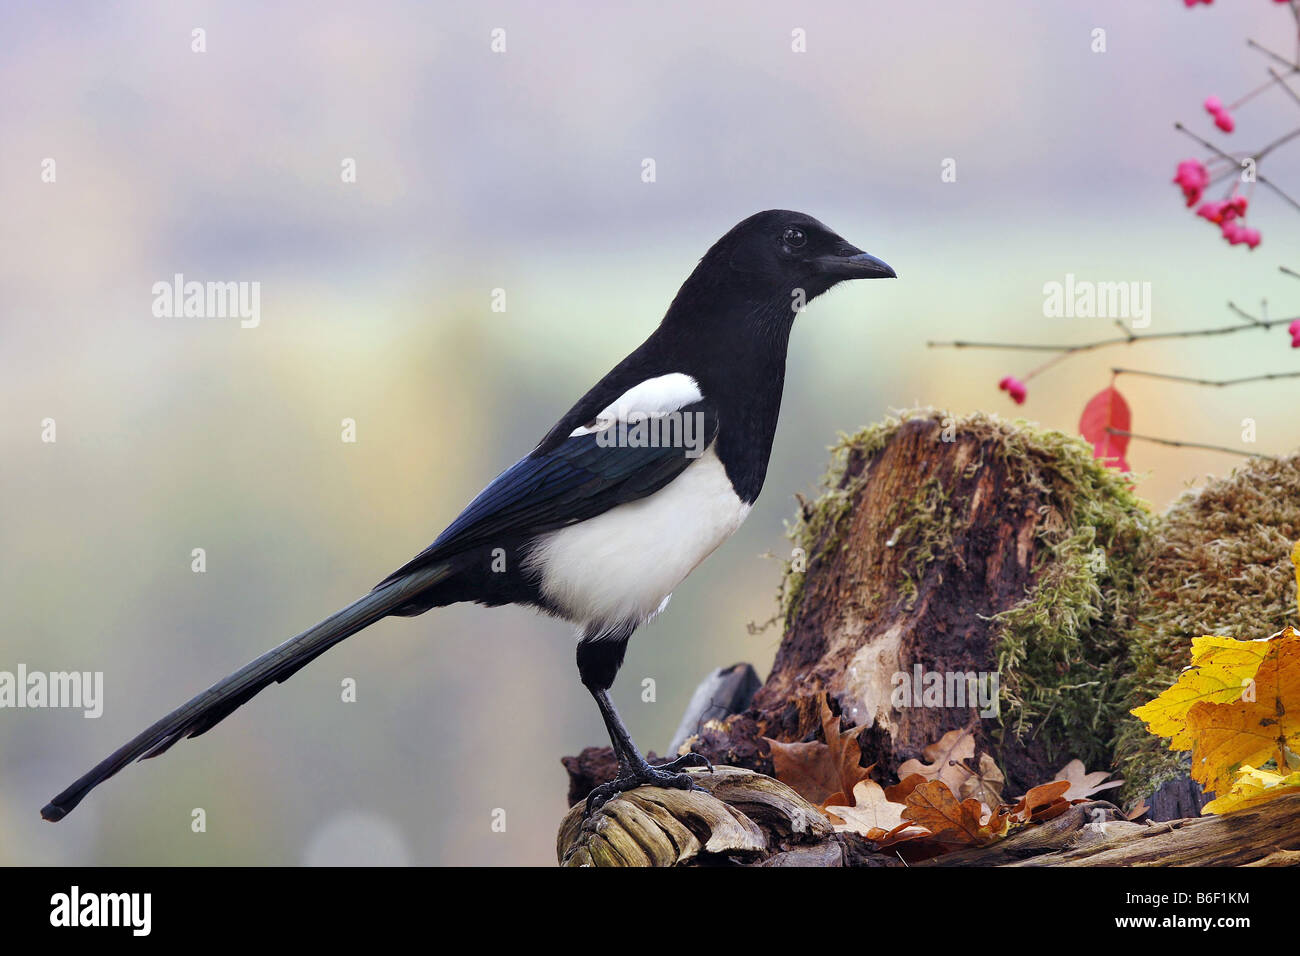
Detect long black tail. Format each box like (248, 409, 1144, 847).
(41, 563, 452, 822)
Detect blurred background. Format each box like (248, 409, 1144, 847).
(3, 1, 1298, 866)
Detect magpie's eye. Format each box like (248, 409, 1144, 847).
(782, 228, 807, 249)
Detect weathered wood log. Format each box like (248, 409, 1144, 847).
(907, 791, 1300, 866)
(556, 767, 839, 867)
(1003, 790, 1300, 867)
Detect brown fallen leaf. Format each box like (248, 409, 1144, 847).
(1052, 759, 1124, 802)
(897, 728, 977, 794)
(884, 772, 928, 804)
(958, 752, 1006, 809)
(901, 780, 1010, 847)
(766, 739, 841, 808)
(1032, 800, 1073, 823)
(868, 819, 933, 849)
(1008, 780, 1071, 823)
(765, 694, 873, 807)
(819, 791, 848, 814)
(1125, 799, 1149, 821)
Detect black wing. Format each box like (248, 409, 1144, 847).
(377, 399, 718, 586)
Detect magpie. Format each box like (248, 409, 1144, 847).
(41, 209, 894, 822)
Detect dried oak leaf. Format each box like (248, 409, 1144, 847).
(884, 773, 928, 803)
(958, 752, 1006, 809)
(871, 819, 935, 850)
(897, 728, 976, 794)
(901, 780, 1010, 847)
(824, 779, 927, 845)
(1008, 780, 1072, 823)
(765, 694, 872, 807)
(1052, 759, 1124, 802)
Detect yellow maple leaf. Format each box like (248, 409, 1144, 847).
(1184, 628, 1300, 795)
(1130, 635, 1272, 748)
(1201, 764, 1300, 815)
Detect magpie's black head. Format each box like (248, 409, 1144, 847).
(663, 210, 894, 337)
(722, 209, 894, 293)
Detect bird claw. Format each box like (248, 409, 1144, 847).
(654, 751, 714, 774)
(583, 756, 711, 817)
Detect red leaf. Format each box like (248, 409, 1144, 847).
(1079, 386, 1131, 471)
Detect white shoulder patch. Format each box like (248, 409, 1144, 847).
(569, 373, 703, 437)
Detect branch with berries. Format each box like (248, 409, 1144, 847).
(1173, 1, 1300, 249)
(932, 2, 1300, 472)
(930, 292, 1297, 462)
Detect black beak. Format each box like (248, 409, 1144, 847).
(813, 248, 896, 279)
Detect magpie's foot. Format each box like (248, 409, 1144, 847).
(654, 751, 714, 775)
(584, 762, 705, 817)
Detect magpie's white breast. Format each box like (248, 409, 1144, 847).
(523, 443, 751, 634)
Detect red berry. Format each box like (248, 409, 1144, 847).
(998, 376, 1028, 405)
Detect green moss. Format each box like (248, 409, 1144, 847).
(886, 476, 958, 610)
(989, 436, 1150, 769)
(779, 416, 906, 629)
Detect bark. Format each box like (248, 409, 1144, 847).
(749, 416, 1049, 783)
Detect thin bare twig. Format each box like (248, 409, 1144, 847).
(1266, 68, 1300, 113)
(1229, 73, 1294, 112)
(1111, 367, 1300, 387)
(927, 314, 1297, 354)
(1247, 38, 1300, 73)
(1106, 428, 1276, 460)
(1227, 301, 1267, 327)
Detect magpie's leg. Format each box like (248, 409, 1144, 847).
(576, 630, 712, 817)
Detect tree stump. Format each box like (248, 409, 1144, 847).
(682, 411, 1149, 794)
